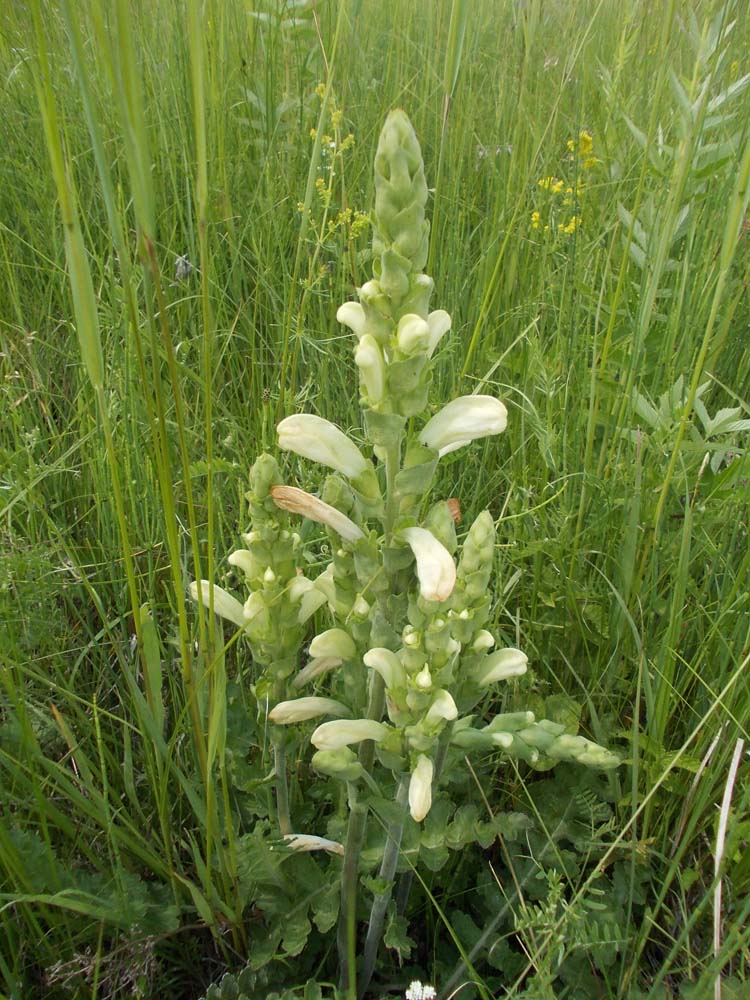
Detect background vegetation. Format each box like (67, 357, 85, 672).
(1, 0, 749, 997)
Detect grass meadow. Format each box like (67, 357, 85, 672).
(1, 0, 750, 997)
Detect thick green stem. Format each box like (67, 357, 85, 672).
(273, 737, 292, 837)
(359, 772, 410, 998)
(271, 678, 292, 836)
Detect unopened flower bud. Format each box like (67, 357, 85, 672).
(263, 567, 276, 584)
(397, 314, 431, 354)
(409, 754, 434, 822)
(311, 747, 366, 781)
(473, 630, 495, 652)
(415, 665, 432, 689)
(352, 595, 371, 617)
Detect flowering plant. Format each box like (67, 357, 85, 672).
(191, 110, 618, 1000)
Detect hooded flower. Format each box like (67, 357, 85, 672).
(282, 834, 344, 856)
(277, 414, 369, 478)
(426, 310, 451, 357)
(476, 647, 528, 686)
(336, 301, 366, 339)
(420, 395, 507, 457)
(188, 580, 247, 629)
(309, 628, 357, 661)
(269, 697, 351, 725)
(311, 718, 390, 751)
(409, 754, 434, 822)
(364, 647, 406, 689)
(270, 485, 364, 542)
(401, 527, 456, 602)
(424, 689, 458, 727)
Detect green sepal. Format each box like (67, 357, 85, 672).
(378, 248, 410, 302)
(396, 382, 431, 417)
(424, 500, 458, 553)
(394, 441, 438, 497)
(382, 544, 414, 574)
(363, 407, 406, 448)
(349, 466, 384, 511)
(398, 273, 434, 320)
(386, 354, 428, 395)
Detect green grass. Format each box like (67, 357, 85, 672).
(1, 0, 750, 997)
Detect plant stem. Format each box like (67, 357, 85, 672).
(337, 672, 386, 999)
(359, 772, 410, 998)
(272, 679, 292, 836)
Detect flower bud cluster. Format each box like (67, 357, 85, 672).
(451, 712, 619, 770)
(336, 111, 449, 419)
(189, 454, 329, 684)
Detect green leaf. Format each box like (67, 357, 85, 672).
(383, 906, 415, 958)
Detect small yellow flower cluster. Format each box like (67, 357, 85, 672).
(297, 85, 371, 289)
(326, 207, 370, 239)
(531, 129, 597, 237)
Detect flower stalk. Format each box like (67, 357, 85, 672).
(189, 108, 618, 998)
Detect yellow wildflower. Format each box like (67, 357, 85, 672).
(315, 82, 326, 99)
(531, 210, 541, 230)
(578, 130, 593, 156)
(560, 215, 581, 235)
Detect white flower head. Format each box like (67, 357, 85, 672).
(420, 395, 508, 457)
(270, 485, 364, 542)
(405, 984, 437, 1000)
(277, 414, 369, 479)
(401, 527, 457, 602)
